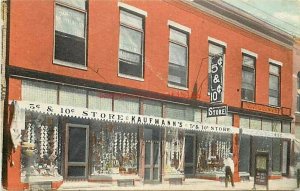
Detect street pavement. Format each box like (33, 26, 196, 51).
(58, 177, 299, 191)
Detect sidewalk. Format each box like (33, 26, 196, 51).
(58, 177, 299, 191)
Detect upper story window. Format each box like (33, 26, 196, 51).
(297, 72, 300, 112)
(208, 40, 225, 95)
(168, 28, 189, 88)
(241, 54, 256, 102)
(118, 9, 145, 79)
(269, 63, 281, 106)
(54, 0, 87, 69)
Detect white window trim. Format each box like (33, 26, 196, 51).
(241, 48, 258, 58)
(208, 37, 227, 47)
(118, 2, 147, 17)
(118, 73, 145, 82)
(53, 2, 87, 68)
(54, 59, 88, 71)
(168, 20, 191, 34)
(269, 58, 283, 66)
(168, 83, 188, 91)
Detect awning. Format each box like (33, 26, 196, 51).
(10, 100, 294, 148)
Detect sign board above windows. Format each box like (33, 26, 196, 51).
(242, 101, 291, 116)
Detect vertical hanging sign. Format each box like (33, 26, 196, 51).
(210, 54, 223, 103)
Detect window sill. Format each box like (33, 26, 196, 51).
(241, 100, 255, 103)
(268, 104, 281, 109)
(168, 83, 188, 91)
(53, 59, 87, 71)
(118, 73, 144, 82)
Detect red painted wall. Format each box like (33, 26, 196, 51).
(8, 0, 292, 109)
(6, 1, 293, 189)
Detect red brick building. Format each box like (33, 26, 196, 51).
(3, 0, 295, 190)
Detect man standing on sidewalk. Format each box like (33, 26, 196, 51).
(224, 153, 234, 188)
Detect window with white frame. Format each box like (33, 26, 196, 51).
(54, 0, 87, 67)
(241, 54, 256, 102)
(269, 63, 280, 106)
(208, 43, 225, 94)
(168, 28, 189, 87)
(118, 10, 144, 78)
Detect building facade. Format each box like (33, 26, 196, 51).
(3, 0, 295, 190)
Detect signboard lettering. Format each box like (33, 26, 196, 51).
(207, 105, 228, 117)
(210, 55, 223, 103)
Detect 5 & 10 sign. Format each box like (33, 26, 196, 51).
(210, 54, 223, 103)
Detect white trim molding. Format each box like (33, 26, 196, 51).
(241, 48, 258, 58)
(168, 20, 191, 34)
(118, 2, 147, 17)
(208, 37, 227, 47)
(269, 58, 283, 66)
(168, 83, 188, 91)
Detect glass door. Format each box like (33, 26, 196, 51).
(281, 140, 290, 176)
(65, 124, 89, 179)
(144, 128, 161, 183)
(184, 134, 196, 177)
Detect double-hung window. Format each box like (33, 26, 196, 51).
(269, 63, 280, 106)
(54, 0, 87, 68)
(168, 28, 189, 88)
(241, 54, 256, 102)
(118, 10, 144, 79)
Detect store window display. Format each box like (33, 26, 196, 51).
(90, 121, 138, 176)
(21, 112, 62, 182)
(196, 133, 232, 173)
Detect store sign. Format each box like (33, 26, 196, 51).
(207, 105, 227, 117)
(16, 101, 239, 134)
(210, 54, 223, 103)
(242, 101, 280, 115)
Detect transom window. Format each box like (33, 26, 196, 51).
(269, 63, 280, 106)
(54, 0, 87, 68)
(241, 54, 256, 102)
(168, 28, 189, 88)
(118, 10, 144, 79)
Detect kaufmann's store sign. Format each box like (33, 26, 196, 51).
(15, 101, 238, 134)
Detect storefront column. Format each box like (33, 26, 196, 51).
(138, 126, 145, 181)
(4, 78, 25, 190)
(232, 114, 240, 182)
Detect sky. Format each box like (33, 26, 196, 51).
(222, 0, 300, 37)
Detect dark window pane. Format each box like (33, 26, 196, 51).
(68, 127, 86, 162)
(145, 142, 151, 165)
(153, 143, 159, 165)
(184, 166, 193, 174)
(168, 64, 187, 87)
(153, 168, 159, 180)
(55, 32, 85, 65)
(144, 168, 151, 180)
(119, 60, 143, 78)
(184, 136, 194, 163)
(68, 166, 85, 177)
(272, 139, 281, 172)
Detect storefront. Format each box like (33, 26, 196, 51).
(7, 80, 294, 189)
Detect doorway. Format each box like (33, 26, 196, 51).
(65, 124, 89, 179)
(184, 134, 196, 177)
(144, 127, 161, 183)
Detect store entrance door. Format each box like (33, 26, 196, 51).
(144, 128, 161, 183)
(184, 134, 196, 177)
(65, 124, 89, 179)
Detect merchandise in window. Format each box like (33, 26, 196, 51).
(269, 64, 280, 106)
(196, 133, 232, 173)
(241, 55, 255, 101)
(21, 112, 62, 181)
(164, 128, 184, 175)
(90, 122, 138, 176)
(168, 29, 188, 87)
(54, 1, 86, 66)
(119, 10, 144, 78)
